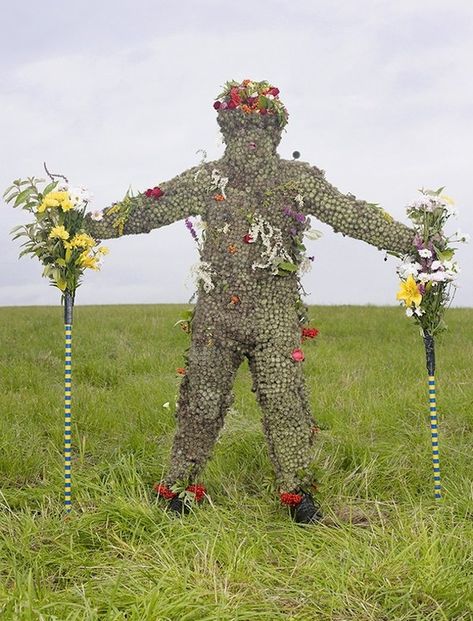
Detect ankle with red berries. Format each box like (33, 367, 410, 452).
(154, 482, 207, 503)
(279, 491, 304, 506)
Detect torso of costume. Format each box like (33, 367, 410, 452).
(192, 158, 305, 348)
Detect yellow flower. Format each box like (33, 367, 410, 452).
(37, 198, 59, 213)
(396, 274, 422, 307)
(60, 198, 74, 212)
(69, 233, 96, 249)
(37, 191, 73, 213)
(440, 194, 455, 205)
(49, 225, 70, 241)
(98, 246, 109, 255)
(78, 252, 100, 270)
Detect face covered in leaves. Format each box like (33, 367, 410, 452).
(217, 110, 284, 170)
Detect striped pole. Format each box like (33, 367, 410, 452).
(428, 375, 441, 499)
(64, 292, 73, 513)
(423, 331, 441, 500)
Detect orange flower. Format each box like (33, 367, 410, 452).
(230, 295, 240, 305)
(242, 79, 251, 86)
(176, 367, 186, 375)
(228, 244, 238, 254)
(214, 194, 225, 202)
(241, 104, 252, 114)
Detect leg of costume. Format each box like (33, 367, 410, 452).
(248, 334, 318, 494)
(163, 331, 246, 487)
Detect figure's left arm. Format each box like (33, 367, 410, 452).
(287, 161, 415, 255)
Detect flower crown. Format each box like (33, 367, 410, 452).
(213, 79, 289, 128)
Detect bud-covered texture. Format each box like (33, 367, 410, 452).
(84, 105, 414, 495)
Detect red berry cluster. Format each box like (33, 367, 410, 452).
(280, 492, 303, 506)
(153, 482, 207, 502)
(301, 327, 319, 341)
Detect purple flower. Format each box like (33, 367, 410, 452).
(413, 234, 424, 250)
(295, 212, 306, 223)
(290, 227, 297, 236)
(283, 205, 293, 216)
(185, 218, 198, 242)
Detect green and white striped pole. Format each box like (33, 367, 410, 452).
(423, 332, 441, 500)
(64, 292, 74, 513)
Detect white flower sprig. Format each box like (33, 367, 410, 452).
(210, 169, 229, 198)
(248, 215, 293, 274)
(190, 260, 216, 293)
(396, 187, 467, 335)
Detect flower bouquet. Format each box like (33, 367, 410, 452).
(395, 187, 468, 499)
(213, 79, 289, 128)
(3, 167, 108, 513)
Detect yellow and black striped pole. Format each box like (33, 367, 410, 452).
(424, 332, 441, 500)
(64, 292, 73, 513)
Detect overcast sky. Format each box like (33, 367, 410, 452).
(1, 0, 472, 307)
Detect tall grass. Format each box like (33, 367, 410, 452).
(0, 305, 472, 620)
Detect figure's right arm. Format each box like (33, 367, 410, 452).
(84, 163, 213, 240)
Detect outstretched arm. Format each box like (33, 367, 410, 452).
(84, 163, 214, 240)
(286, 160, 414, 255)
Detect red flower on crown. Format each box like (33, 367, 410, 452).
(212, 79, 288, 127)
(145, 187, 164, 199)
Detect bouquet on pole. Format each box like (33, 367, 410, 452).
(3, 166, 108, 514)
(395, 187, 468, 500)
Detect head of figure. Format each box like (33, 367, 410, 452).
(214, 79, 288, 163)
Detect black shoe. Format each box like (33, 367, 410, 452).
(289, 490, 323, 524)
(167, 494, 191, 516)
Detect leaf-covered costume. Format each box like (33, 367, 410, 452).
(85, 107, 414, 495)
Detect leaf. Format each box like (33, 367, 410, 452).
(436, 248, 454, 262)
(3, 185, 18, 200)
(41, 181, 59, 196)
(180, 309, 194, 321)
(42, 265, 54, 278)
(258, 95, 269, 109)
(9, 225, 25, 234)
(56, 277, 67, 291)
(14, 187, 35, 207)
(278, 261, 298, 272)
(3, 191, 19, 204)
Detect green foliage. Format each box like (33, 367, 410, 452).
(0, 305, 472, 619)
(104, 187, 137, 236)
(277, 260, 298, 273)
(3, 176, 107, 297)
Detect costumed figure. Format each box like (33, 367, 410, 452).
(85, 79, 414, 523)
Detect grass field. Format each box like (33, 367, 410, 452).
(0, 304, 472, 620)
